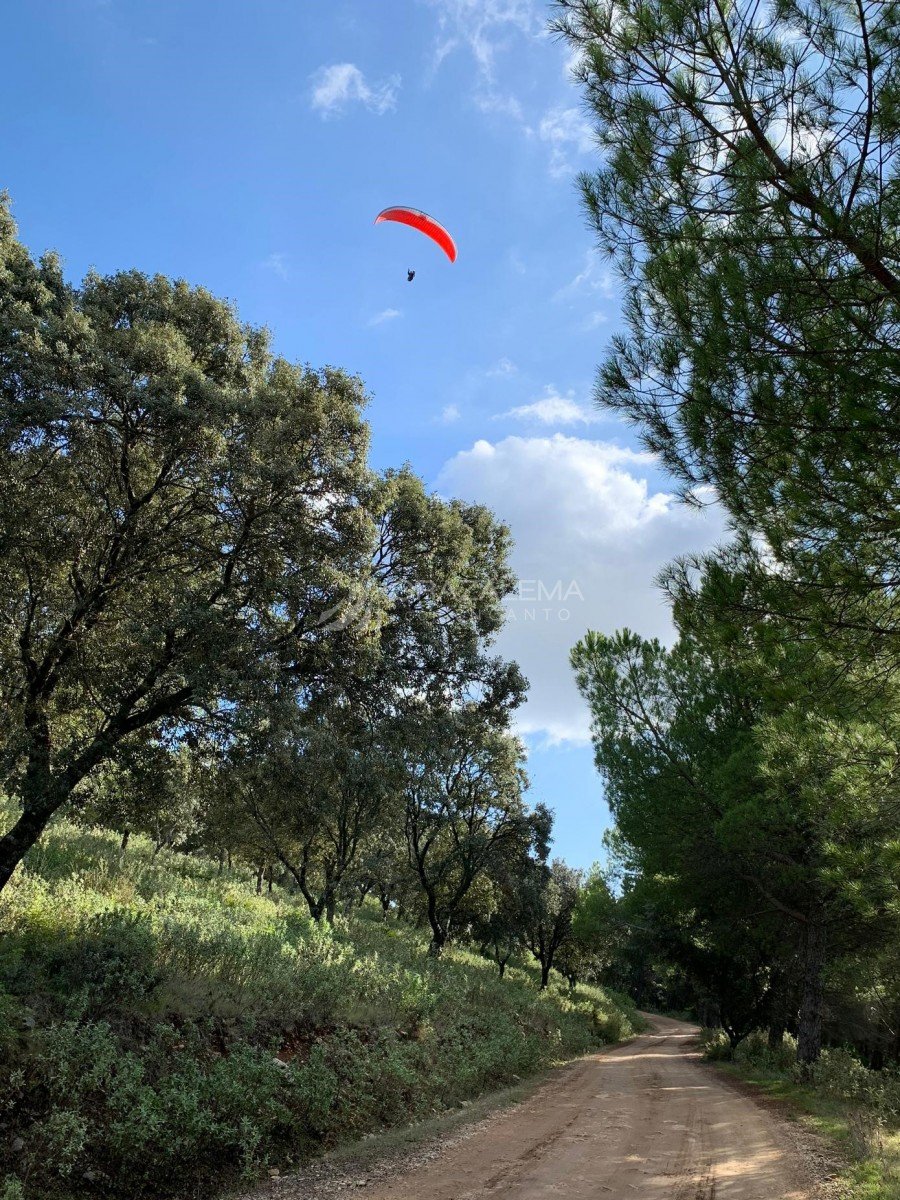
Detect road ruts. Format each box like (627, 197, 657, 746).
(357, 1015, 808, 1200)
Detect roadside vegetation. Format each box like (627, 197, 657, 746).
(700, 1030, 900, 1199)
(553, 0, 900, 1192)
(3, 0, 900, 1196)
(555, 0, 900, 1079)
(0, 810, 640, 1200)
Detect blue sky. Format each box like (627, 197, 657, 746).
(1, 0, 723, 869)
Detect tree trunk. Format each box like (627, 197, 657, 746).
(0, 802, 59, 892)
(498, 959, 506, 978)
(325, 893, 336, 924)
(255, 866, 264, 895)
(768, 1021, 785, 1050)
(424, 890, 447, 955)
(120, 828, 131, 853)
(267, 864, 274, 894)
(540, 962, 551, 989)
(797, 921, 826, 1066)
(428, 927, 447, 957)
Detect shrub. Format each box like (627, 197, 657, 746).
(0, 808, 640, 1199)
(736, 1029, 798, 1073)
(796, 1048, 900, 1119)
(698, 1027, 733, 1060)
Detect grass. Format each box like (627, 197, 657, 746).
(0, 808, 642, 1200)
(702, 1033, 900, 1200)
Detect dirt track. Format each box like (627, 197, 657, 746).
(248, 1015, 822, 1200)
(354, 1015, 809, 1199)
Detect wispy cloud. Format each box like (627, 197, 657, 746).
(487, 356, 518, 377)
(425, 0, 539, 77)
(441, 404, 461, 424)
(474, 90, 524, 119)
(553, 250, 616, 304)
(310, 63, 400, 118)
(581, 310, 608, 331)
(537, 106, 594, 177)
(368, 308, 402, 326)
(423, 0, 539, 116)
(499, 386, 599, 426)
(261, 252, 289, 280)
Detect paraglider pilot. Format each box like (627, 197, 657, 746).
(407, 269, 415, 282)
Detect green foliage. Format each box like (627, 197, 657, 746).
(0, 808, 635, 1199)
(558, 0, 900, 1158)
(799, 1050, 900, 1122)
(572, 621, 900, 1064)
(706, 1036, 900, 1198)
(0, 202, 525, 905)
(555, 0, 900, 653)
(701, 1029, 900, 1120)
(697, 1028, 735, 1062)
(699, 1028, 797, 1072)
(0, 195, 380, 870)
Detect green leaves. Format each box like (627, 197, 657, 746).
(0, 198, 525, 896)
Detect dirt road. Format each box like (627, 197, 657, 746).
(349, 1015, 809, 1199)
(245, 1014, 823, 1200)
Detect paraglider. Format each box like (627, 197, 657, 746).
(375, 207, 457, 280)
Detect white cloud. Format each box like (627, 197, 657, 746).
(260, 252, 289, 280)
(554, 250, 616, 303)
(581, 310, 607, 331)
(475, 90, 524, 119)
(434, 434, 726, 744)
(487, 356, 518, 377)
(424, 0, 539, 78)
(537, 105, 595, 176)
(441, 404, 461, 424)
(368, 308, 402, 326)
(310, 63, 400, 117)
(500, 386, 599, 426)
(423, 0, 539, 117)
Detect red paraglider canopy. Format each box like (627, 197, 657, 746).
(374, 207, 457, 263)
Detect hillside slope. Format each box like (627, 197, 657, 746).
(0, 814, 640, 1200)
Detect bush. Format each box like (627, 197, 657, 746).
(0, 811, 639, 1199)
(796, 1048, 900, 1120)
(699, 1025, 900, 1122)
(698, 1027, 733, 1060)
(736, 1029, 798, 1073)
